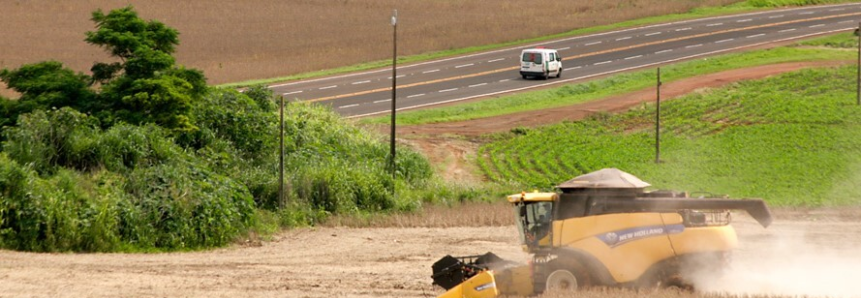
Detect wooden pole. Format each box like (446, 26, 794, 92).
(279, 95, 285, 207)
(656, 67, 662, 164)
(390, 9, 398, 194)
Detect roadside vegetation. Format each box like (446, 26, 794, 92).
(0, 7, 488, 252)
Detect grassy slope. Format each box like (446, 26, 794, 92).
(477, 65, 861, 206)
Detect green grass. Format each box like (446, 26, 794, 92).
(218, 3, 768, 89)
(477, 65, 861, 206)
(362, 46, 854, 126)
(799, 31, 860, 48)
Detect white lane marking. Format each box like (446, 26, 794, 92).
(737, 19, 752, 23)
(809, 24, 825, 28)
(340, 104, 359, 109)
(348, 27, 860, 119)
(799, 11, 814, 15)
(716, 38, 734, 43)
(769, 15, 784, 19)
(455, 63, 474, 68)
(407, 93, 425, 98)
(645, 32, 662, 36)
(282, 91, 302, 95)
(373, 99, 391, 104)
(706, 23, 723, 27)
(571, 66, 582, 70)
(616, 36, 631, 41)
(499, 79, 511, 82)
(656, 49, 673, 54)
(558, 47, 571, 50)
(488, 58, 505, 63)
(422, 69, 440, 74)
(676, 27, 692, 31)
(319, 85, 337, 90)
(779, 28, 796, 33)
(469, 83, 487, 88)
(840, 20, 855, 24)
(686, 44, 703, 48)
(830, 8, 845, 12)
(352, 80, 370, 85)
(387, 75, 406, 79)
(594, 61, 612, 65)
(747, 34, 765, 38)
(624, 55, 642, 60)
(585, 41, 602, 46)
(439, 88, 458, 92)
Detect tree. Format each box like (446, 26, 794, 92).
(85, 6, 206, 131)
(0, 61, 95, 128)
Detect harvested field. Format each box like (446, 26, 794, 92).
(0, 0, 739, 86)
(1, 206, 860, 298)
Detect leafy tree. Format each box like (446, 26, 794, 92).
(0, 61, 95, 128)
(84, 6, 206, 131)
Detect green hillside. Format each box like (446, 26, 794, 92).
(478, 65, 861, 206)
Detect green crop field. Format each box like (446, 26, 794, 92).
(477, 65, 861, 206)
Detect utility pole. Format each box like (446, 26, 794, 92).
(390, 9, 398, 192)
(655, 67, 662, 164)
(279, 95, 285, 207)
(855, 22, 861, 106)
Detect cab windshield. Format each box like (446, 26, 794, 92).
(514, 201, 553, 245)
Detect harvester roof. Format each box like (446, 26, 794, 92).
(556, 168, 651, 189)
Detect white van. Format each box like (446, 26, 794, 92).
(520, 48, 562, 80)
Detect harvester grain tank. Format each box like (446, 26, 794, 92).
(431, 168, 772, 297)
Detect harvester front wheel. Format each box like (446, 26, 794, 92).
(544, 257, 593, 293)
(545, 269, 578, 292)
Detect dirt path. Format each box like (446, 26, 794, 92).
(1, 208, 860, 298)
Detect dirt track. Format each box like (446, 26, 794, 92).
(1, 208, 861, 298)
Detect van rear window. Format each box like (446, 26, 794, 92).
(522, 52, 543, 64)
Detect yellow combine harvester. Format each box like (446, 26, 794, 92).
(431, 168, 772, 297)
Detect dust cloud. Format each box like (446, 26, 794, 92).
(692, 217, 861, 298)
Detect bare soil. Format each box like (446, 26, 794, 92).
(1, 208, 860, 298)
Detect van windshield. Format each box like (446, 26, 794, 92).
(522, 52, 543, 64)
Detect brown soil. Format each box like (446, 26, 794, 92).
(1, 208, 860, 298)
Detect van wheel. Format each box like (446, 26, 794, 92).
(556, 68, 562, 78)
(522, 74, 528, 80)
(542, 71, 549, 80)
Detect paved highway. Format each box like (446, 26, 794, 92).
(269, 3, 861, 118)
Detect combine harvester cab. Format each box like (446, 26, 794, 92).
(431, 168, 772, 297)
